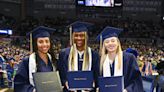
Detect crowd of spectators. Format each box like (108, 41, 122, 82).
(0, 39, 30, 88)
(1, 13, 164, 39)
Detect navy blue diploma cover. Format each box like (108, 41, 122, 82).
(33, 71, 62, 92)
(67, 71, 94, 90)
(98, 76, 124, 92)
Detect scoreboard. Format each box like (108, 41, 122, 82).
(76, 0, 123, 7)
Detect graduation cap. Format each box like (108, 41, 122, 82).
(27, 26, 56, 52)
(125, 48, 138, 58)
(96, 26, 123, 55)
(27, 26, 56, 39)
(68, 21, 94, 45)
(96, 26, 123, 42)
(68, 21, 94, 32)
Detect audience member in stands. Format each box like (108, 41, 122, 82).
(156, 58, 164, 92)
(0, 65, 4, 87)
(142, 58, 153, 76)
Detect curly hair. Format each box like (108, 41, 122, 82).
(32, 37, 57, 69)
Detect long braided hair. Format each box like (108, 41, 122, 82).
(68, 32, 89, 71)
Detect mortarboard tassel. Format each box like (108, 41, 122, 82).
(69, 26, 72, 46)
(99, 34, 102, 56)
(30, 33, 33, 53)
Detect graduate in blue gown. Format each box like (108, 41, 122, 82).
(156, 58, 164, 92)
(14, 26, 57, 92)
(58, 21, 100, 92)
(97, 26, 144, 92)
(125, 48, 138, 58)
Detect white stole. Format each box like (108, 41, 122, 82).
(69, 46, 92, 71)
(103, 52, 123, 77)
(29, 53, 55, 86)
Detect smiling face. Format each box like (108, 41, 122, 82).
(37, 37, 50, 54)
(104, 37, 119, 53)
(73, 32, 86, 50)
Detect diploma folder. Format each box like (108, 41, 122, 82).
(67, 71, 93, 90)
(98, 76, 124, 92)
(33, 71, 62, 92)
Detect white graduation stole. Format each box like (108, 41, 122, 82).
(29, 53, 55, 86)
(103, 52, 123, 77)
(69, 46, 92, 71)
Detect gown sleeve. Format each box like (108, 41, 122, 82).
(58, 49, 68, 86)
(124, 54, 144, 92)
(91, 51, 100, 88)
(14, 58, 34, 92)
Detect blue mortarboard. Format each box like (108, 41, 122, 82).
(96, 26, 123, 41)
(126, 48, 138, 57)
(27, 26, 56, 52)
(28, 26, 56, 39)
(69, 21, 94, 45)
(69, 21, 94, 32)
(96, 26, 123, 55)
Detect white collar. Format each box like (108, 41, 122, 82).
(69, 47, 92, 71)
(103, 52, 123, 77)
(77, 50, 84, 58)
(29, 53, 55, 86)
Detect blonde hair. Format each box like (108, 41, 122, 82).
(68, 32, 89, 71)
(100, 37, 123, 75)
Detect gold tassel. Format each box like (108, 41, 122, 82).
(30, 33, 33, 53)
(69, 26, 72, 46)
(68, 46, 72, 71)
(99, 34, 102, 56)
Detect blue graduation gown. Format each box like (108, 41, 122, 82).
(14, 54, 53, 92)
(58, 47, 100, 92)
(122, 52, 143, 92)
(101, 52, 143, 92)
